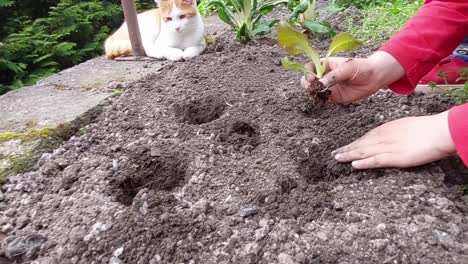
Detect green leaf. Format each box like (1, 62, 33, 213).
(303, 19, 332, 34)
(464, 81, 468, 93)
(288, 1, 309, 22)
(258, 0, 288, 14)
(281, 57, 306, 72)
(236, 23, 250, 43)
(302, 0, 317, 21)
(277, 21, 323, 77)
(211, 1, 236, 28)
(327, 32, 361, 57)
(253, 23, 270, 35)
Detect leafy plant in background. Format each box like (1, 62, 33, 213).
(287, 0, 335, 37)
(211, 0, 288, 43)
(428, 68, 468, 104)
(343, 0, 422, 45)
(197, 0, 217, 16)
(277, 21, 360, 78)
(0, 0, 155, 95)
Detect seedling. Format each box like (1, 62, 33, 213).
(277, 21, 360, 103)
(278, 21, 360, 78)
(278, 21, 360, 79)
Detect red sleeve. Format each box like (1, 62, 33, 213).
(378, 0, 468, 94)
(449, 104, 468, 166)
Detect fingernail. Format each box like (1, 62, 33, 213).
(334, 154, 341, 161)
(351, 161, 361, 169)
(331, 150, 338, 156)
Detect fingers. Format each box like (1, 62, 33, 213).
(351, 153, 399, 169)
(304, 61, 315, 73)
(334, 144, 389, 163)
(301, 76, 310, 89)
(320, 59, 360, 87)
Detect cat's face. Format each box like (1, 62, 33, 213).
(158, 0, 197, 33)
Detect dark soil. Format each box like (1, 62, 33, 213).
(305, 79, 331, 105)
(1, 31, 468, 264)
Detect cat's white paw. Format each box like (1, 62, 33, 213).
(165, 49, 184, 61)
(183, 47, 204, 60)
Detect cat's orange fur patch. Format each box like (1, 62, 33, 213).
(159, 0, 197, 16)
(105, 9, 160, 59)
(104, 0, 196, 59)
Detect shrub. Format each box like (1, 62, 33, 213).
(0, 0, 155, 95)
(211, 0, 288, 43)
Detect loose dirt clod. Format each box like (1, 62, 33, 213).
(306, 78, 331, 104)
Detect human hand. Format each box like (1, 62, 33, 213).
(301, 51, 405, 103)
(332, 111, 456, 169)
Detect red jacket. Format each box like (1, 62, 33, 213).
(379, 0, 468, 166)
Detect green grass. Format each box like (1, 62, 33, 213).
(344, 1, 422, 45)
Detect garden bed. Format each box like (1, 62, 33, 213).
(1, 32, 468, 264)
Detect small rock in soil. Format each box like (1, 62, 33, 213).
(240, 207, 258, 218)
(278, 253, 296, 264)
(1, 224, 13, 233)
(40, 161, 61, 176)
(4, 209, 16, 217)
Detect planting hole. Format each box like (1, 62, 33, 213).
(220, 120, 260, 149)
(174, 96, 226, 125)
(114, 153, 187, 206)
(296, 144, 354, 184)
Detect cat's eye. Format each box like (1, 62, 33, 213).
(164, 17, 172, 22)
(179, 15, 186, 19)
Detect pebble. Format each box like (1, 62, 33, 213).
(5, 209, 16, 217)
(239, 207, 258, 218)
(370, 239, 389, 251)
(139, 201, 148, 216)
(193, 199, 210, 214)
(55, 158, 69, 168)
(316, 231, 328, 241)
(374, 223, 387, 233)
(40, 161, 60, 176)
(410, 184, 427, 195)
(109, 257, 123, 264)
(112, 160, 118, 171)
(278, 253, 296, 264)
(1, 224, 13, 233)
(434, 230, 455, 248)
(448, 223, 461, 236)
(113, 247, 124, 258)
(4, 234, 47, 259)
(159, 212, 169, 222)
(374, 186, 392, 196)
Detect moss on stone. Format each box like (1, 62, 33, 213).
(0, 148, 41, 183)
(0, 127, 54, 143)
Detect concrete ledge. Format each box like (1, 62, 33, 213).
(0, 15, 227, 179)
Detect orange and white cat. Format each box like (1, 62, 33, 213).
(105, 0, 205, 61)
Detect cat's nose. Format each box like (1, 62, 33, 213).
(176, 27, 181, 32)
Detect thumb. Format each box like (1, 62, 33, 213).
(319, 59, 359, 87)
